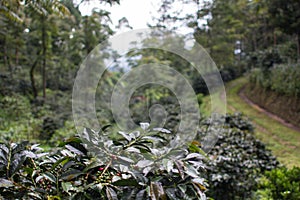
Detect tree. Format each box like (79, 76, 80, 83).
(0, 0, 23, 23)
(81, 9, 114, 55)
(26, 0, 70, 100)
(0, 0, 25, 78)
(267, 0, 300, 62)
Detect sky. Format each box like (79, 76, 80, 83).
(79, 0, 161, 32)
(78, 0, 197, 34)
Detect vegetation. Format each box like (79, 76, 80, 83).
(0, 124, 208, 199)
(201, 77, 300, 168)
(201, 114, 278, 200)
(1, 0, 300, 199)
(0, 114, 280, 200)
(249, 64, 300, 97)
(256, 167, 300, 200)
(247, 66, 300, 127)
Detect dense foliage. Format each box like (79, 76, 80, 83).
(200, 113, 279, 200)
(255, 167, 300, 200)
(0, 124, 208, 199)
(0, 0, 120, 144)
(0, 114, 281, 200)
(1, 0, 299, 199)
(153, 0, 299, 69)
(249, 64, 300, 97)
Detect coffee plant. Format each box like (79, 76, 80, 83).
(199, 113, 279, 200)
(0, 114, 281, 200)
(0, 123, 208, 200)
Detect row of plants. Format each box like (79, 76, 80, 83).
(200, 113, 279, 199)
(2, 113, 297, 200)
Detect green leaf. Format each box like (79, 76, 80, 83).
(23, 150, 37, 158)
(112, 179, 139, 186)
(185, 164, 199, 178)
(51, 157, 70, 171)
(10, 153, 26, 176)
(62, 160, 76, 171)
(136, 160, 154, 168)
(192, 178, 207, 191)
(117, 131, 132, 142)
(27, 192, 42, 200)
(152, 127, 171, 134)
(12, 141, 29, 154)
(0, 6, 23, 23)
(174, 160, 185, 179)
(106, 187, 118, 200)
(129, 131, 140, 139)
(185, 153, 204, 160)
(0, 178, 13, 187)
(101, 124, 111, 132)
(65, 144, 84, 156)
(43, 172, 56, 183)
(188, 143, 203, 153)
(35, 175, 44, 183)
(59, 137, 82, 147)
(165, 188, 179, 200)
(150, 182, 167, 200)
(83, 161, 103, 172)
(125, 147, 140, 153)
(30, 144, 43, 152)
(0, 144, 9, 155)
(162, 159, 173, 173)
(60, 169, 83, 181)
(117, 155, 134, 163)
(111, 175, 121, 182)
(0, 149, 7, 163)
(178, 184, 187, 194)
(62, 182, 74, 195)
(140, 122, 150, 130)
(132, 143, 152, 153)
(136, 189, 147, 200)
(81, 128, 98, 145)
(95, 183, 104, 191)
(143, 136, 165, 143)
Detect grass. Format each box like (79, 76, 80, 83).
(201, 76, 300, 168)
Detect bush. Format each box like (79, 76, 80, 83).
(248, 48, 282, 70)
(199, 113, 279, 200)
(250, 64, 300, 97)
(0, 94, 42, 142)
(0, 112, 281, 199)
(0, 123, 208, 199)
(255, 167, 300, 200)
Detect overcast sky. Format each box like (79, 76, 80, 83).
(79, 0, 197, 34)
(79, 0, 161, 31)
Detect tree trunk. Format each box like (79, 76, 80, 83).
(273, 30, 277, 47)
(30, 57, 39, 99)
(297, 33, 300, 63)
(42, 20, 47, 100)
(3, 38, 13, 79)
(15, 46, 19, 66)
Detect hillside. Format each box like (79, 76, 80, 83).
(201, 76, 300, 168)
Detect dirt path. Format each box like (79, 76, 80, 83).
(219, 81, 299, 149)
(238, 85, 300, 133)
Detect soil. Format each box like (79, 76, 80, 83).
(239, 85, 300, 133)
(220, 81, 300, 149)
